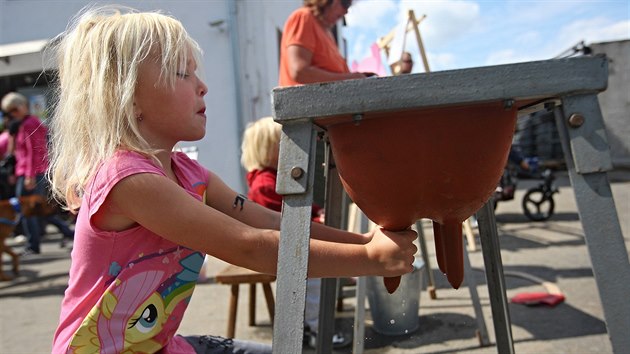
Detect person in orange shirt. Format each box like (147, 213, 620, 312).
(279, 0, 374, 87)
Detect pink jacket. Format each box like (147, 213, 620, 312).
(0, 131, 10, 158)
(14, 115, 48, 178)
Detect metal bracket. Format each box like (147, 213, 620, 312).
(560, 94, 613, 174)
(276, 123, 316, 195)
(517, 98, 561, 117)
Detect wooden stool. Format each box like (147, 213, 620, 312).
(214, 264, 276, 338)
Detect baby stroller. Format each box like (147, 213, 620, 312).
(522, 168, 559, 221)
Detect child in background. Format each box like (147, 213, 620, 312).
(241, 117, 323, 222)
(49, 6, 417, 354)
(242, 117, 344, 348)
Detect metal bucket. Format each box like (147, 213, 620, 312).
(366, 258, 424, 335)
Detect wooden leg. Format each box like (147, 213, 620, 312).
(249, 284, 256, 326)
(416, 220, 437, 299)
(11, 249, 19, 276)
(336, 296, 344, 312)
(463, 218, 477, 252)
(262, 282, 275, 324)
(228, 284, 239, 338)
(0, 246, 19, 281)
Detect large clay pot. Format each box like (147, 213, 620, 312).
(319, 101, 517, 290)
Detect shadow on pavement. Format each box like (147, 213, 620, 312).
(509, 301, 607, 340)
(0, 271, 69, 298)
(0, 282, 68, 299)
(371, 313, 478, 349)
(454, 265, 594, 289)
(496, 212, 580, 223)
(496, 232, 585, 252)
(305, 313, 482, 353)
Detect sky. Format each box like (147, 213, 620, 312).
(344, 0, 630, 74)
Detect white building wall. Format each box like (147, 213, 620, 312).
(0, 0, 301, 192)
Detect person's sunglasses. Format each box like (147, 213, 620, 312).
(341, 0, 352, 10)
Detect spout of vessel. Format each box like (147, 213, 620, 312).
(434, 221, 464, 289)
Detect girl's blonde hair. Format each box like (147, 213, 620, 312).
(47, 6, 202, 210)
(240, 117, 282, 172)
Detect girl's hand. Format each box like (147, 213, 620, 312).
(360, 229, 376, 244)
(365, 228, 418, 277)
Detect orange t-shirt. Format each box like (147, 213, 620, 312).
(279, 7, 349, 87)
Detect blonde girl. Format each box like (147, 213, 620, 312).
(240, 116, 282, 173)
(49, 6, 417, 353)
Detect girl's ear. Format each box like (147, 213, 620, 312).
(133, 102, 142, 120)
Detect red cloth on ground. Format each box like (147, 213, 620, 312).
(511, 292, 565, 307)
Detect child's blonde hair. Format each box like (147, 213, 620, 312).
(47, 6, 202, 210)
(240, 117, 282, 172)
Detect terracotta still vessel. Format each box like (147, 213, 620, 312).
(318, 101, 517, 292)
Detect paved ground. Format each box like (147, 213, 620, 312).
(1, 170, 628, 354)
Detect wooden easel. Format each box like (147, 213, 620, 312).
(377, 9, 430, 74)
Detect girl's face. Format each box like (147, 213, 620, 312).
(134, 51, 208, 149)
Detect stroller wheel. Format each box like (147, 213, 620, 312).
(522, 188, 555, 221)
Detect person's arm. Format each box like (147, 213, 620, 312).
(7, 135, 14, 155)
(205, 170, 366, 244)
(21, 122, 36, 189)
(286, 45, 368, 84)
(101, 171, 417, 278)
(508, 147, 530, 170)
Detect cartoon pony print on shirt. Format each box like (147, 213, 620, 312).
(68, 250, 204, 354)
(192, 181, 207, 203)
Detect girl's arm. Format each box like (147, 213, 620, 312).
(204, 170, 369, 244)
(102, 172, 417, 278)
